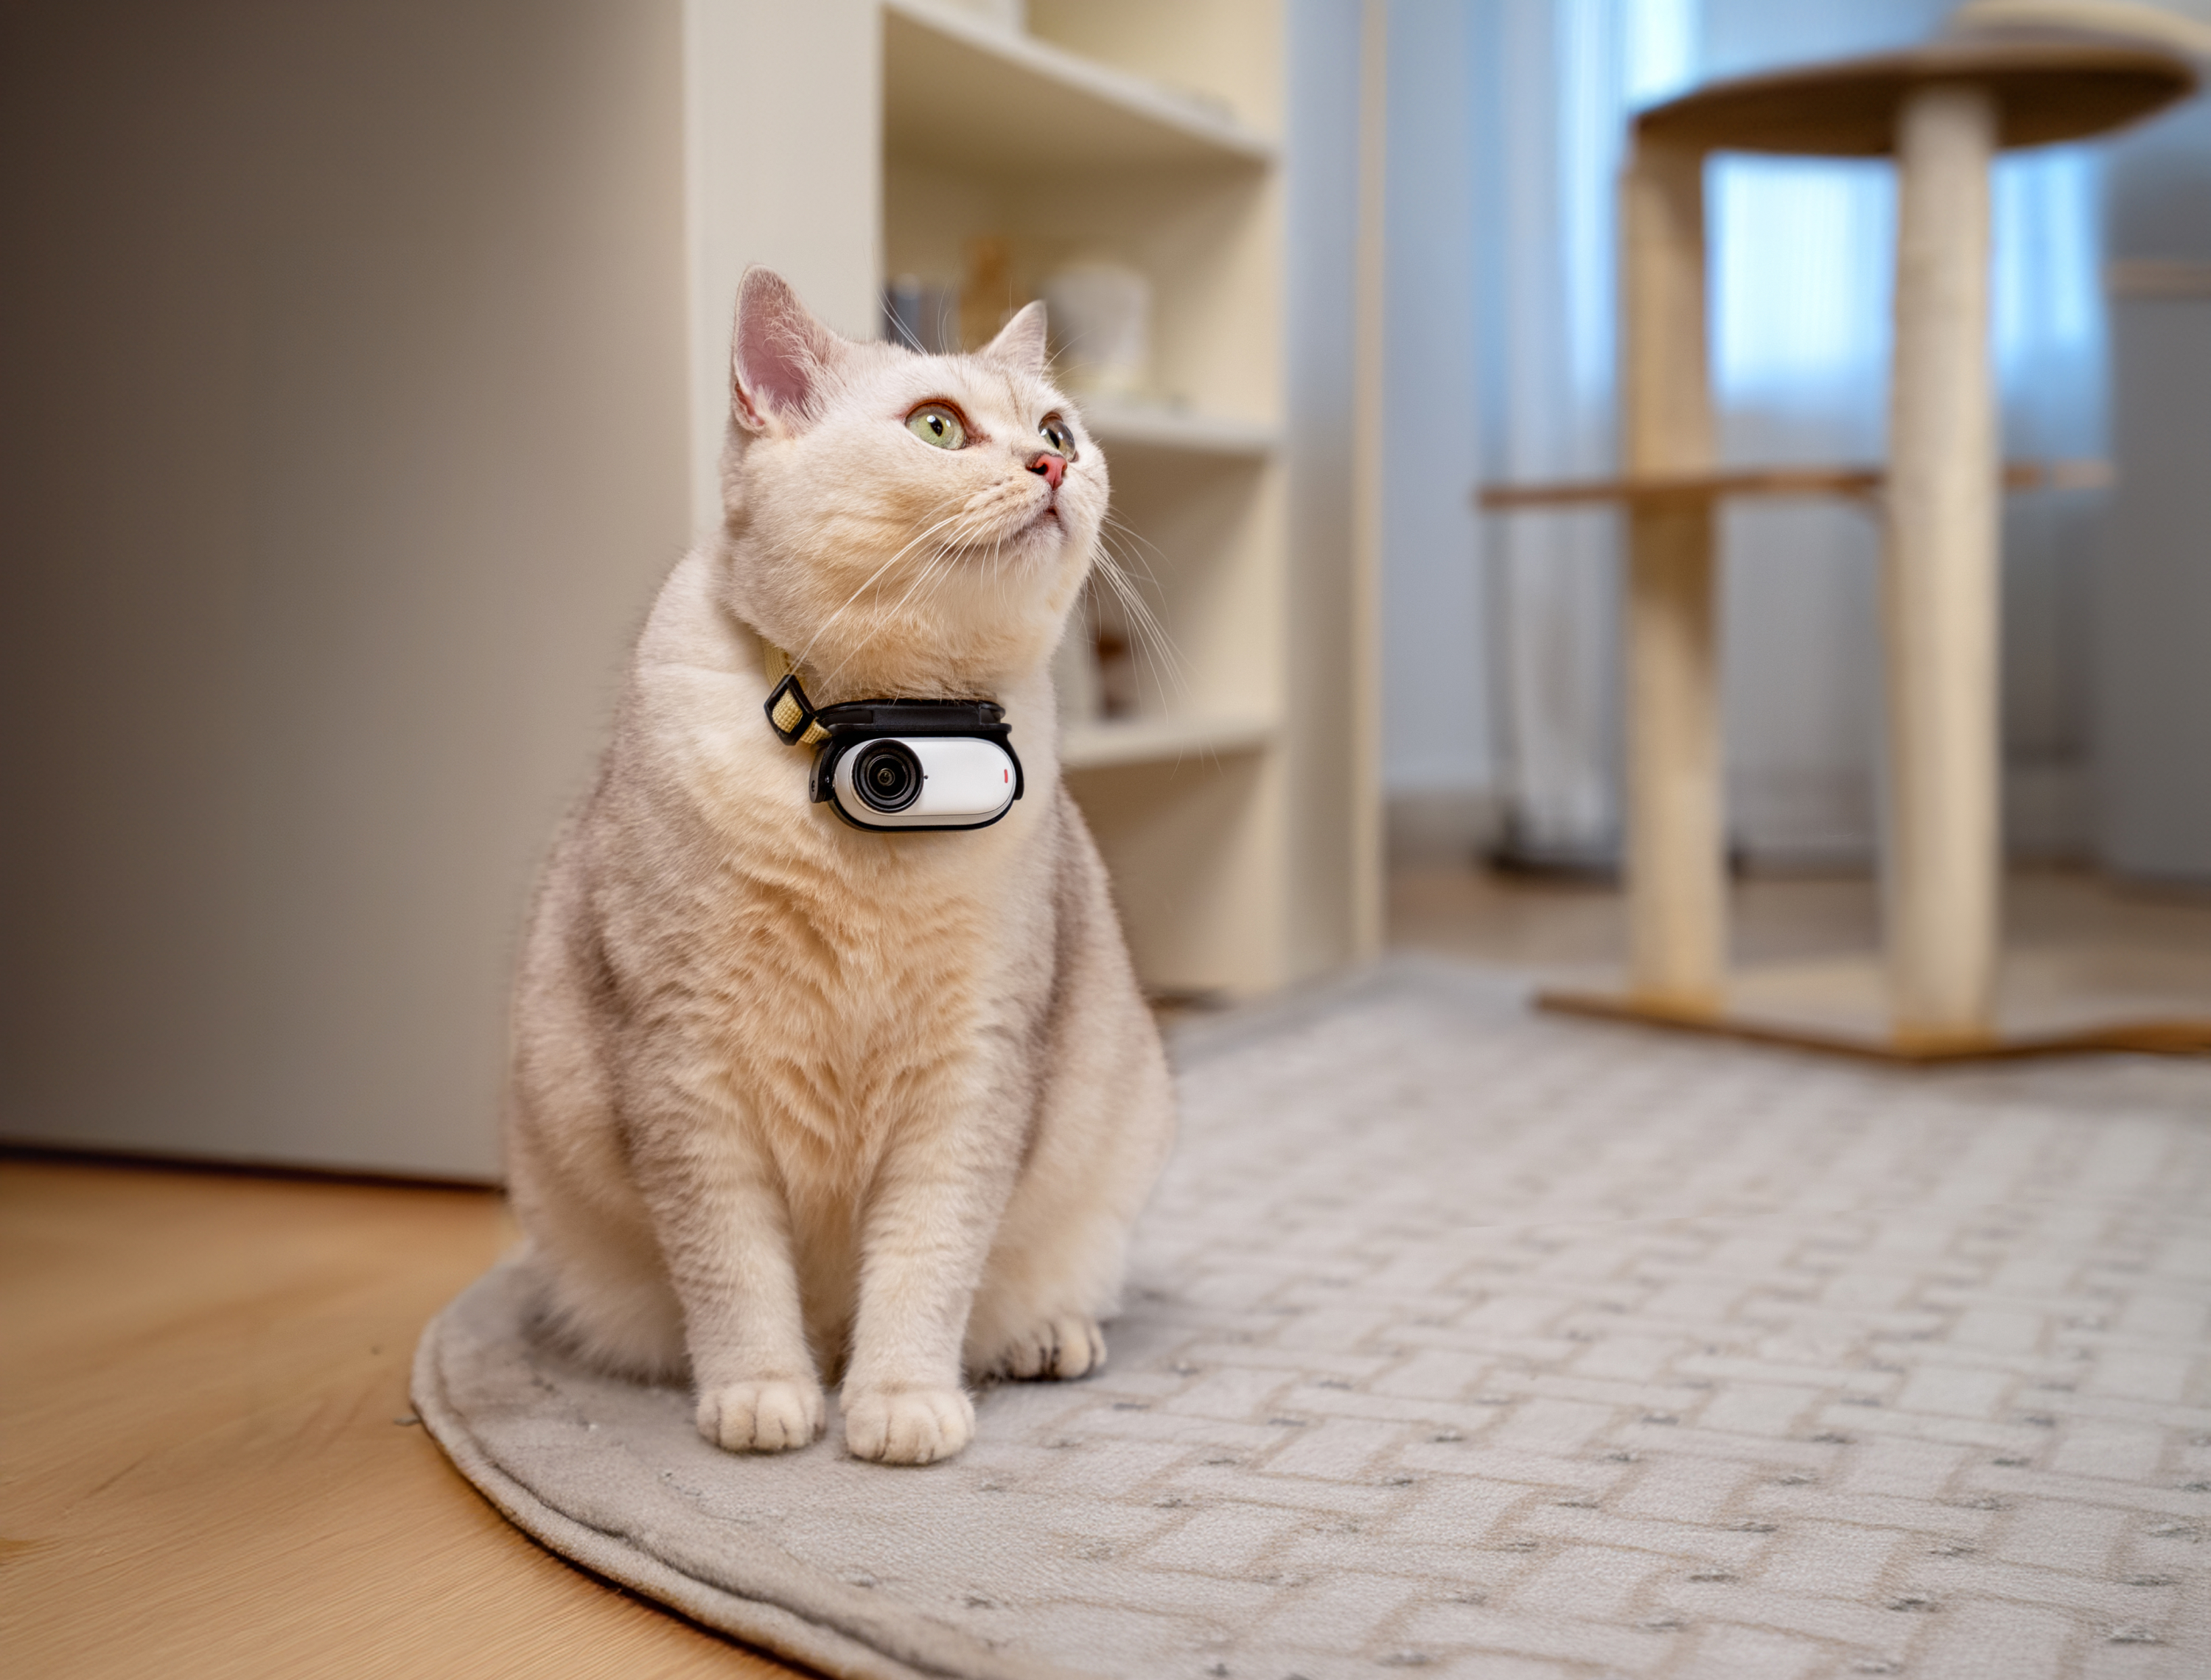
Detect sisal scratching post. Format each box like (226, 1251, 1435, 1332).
(1884, 84, 1999, 1046)
(1503, 36, 2201, 1060)
(1621, 139, 1725, 1011)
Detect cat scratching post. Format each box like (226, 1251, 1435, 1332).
(1621, 139, 1724, 1012)
(1885, 84, 1999, 1046)
(1479, 32, 2207, 1062)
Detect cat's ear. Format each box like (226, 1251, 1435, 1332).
(731, 267, 843, 432)
(982, 301, 1049, 377)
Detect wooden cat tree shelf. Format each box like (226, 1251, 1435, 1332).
(1483, 31, 2208, 1063)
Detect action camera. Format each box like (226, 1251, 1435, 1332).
(764, 676, 1024, 833)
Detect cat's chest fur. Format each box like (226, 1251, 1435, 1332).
(609, 553, 1058, 1188)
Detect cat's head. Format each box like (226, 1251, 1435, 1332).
(716, 267, 1106, 701)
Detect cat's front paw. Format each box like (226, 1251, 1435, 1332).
(841, 1386, 975, 1465)
(696, 1379, 825, 1452)
(989, 1313, 1106, 1382)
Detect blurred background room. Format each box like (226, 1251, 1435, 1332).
(1381, 0, 2211, 1019)
(4, 0, 1386, 1181)
(3, 4, 2208, 1670)
(7, 0, 2205, 1183)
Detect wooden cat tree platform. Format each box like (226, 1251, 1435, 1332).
(1481, 32, 2207, 1063)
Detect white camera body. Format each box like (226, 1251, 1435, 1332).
(764, 679, 1026, 834)
(828, 735, 1020, 831)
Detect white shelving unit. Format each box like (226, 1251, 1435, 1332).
(1080, 399, 1278, 459)
(882, 0, 1274, 169)
(1061, 713, 1277, 772)
(881, 0, 1296, 995)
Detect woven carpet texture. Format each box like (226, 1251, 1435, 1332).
(416, 961, 2211, 1679)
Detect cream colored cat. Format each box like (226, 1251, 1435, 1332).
(504, 267, 1174, 1467)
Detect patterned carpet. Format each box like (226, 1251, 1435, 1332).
(416, 959, 2211, 1679)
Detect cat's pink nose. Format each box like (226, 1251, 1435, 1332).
(1027, 451, 1066, 489)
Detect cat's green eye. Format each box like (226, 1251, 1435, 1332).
(1038, 413, 1077, 459)
(906, 403, 966, 449)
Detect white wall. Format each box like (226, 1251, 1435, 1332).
(685, 0, 881, 531)
(1284, 0, 1373, 914)
(2096, 72, 2211, 882)
(1, 1, 694, 1177)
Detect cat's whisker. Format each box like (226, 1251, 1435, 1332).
(795, 505, 993, 671)
(814, 478, 1062, 686)
(820, 561, 954, 686)
(1114, 587, 1183, 714)
(1103, 586, 1181, 713)
(884, 545, 962, 630)
(1098, 511, 1168, 577)
(1089, 537, 1186, 706)
(1096, 517, 1176, 631)
(801, 508, 974, 634)
(1097, 515, 1179, 638)
(793, 528, 959, 673)
(986, 527, 1012, 624)
(817, 514, 993, 687)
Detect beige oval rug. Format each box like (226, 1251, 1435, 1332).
(415, 960, 2211, 1680)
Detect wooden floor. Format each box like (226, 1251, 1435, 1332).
(0, 1160, 799, 1679)
(5, 865, 2201, 1678)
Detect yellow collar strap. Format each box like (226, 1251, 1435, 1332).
(752, 626, 1012, 761)
(760, 640, 834, 747)
(750, 625, 834, 746)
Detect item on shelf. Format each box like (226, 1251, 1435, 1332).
(938, 0, 1027, 32)
(960, 237, 1020, 351)
(1085, 579, 1142, 720)
(1094, 626, 1138, 720)
(1040, 261, 1152, 397)
(882, 276, 960, 354)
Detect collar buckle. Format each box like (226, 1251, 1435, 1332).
(764, 672, 831, 746)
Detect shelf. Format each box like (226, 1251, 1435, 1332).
(1632, 36, 2194, 159)
(883, 0, 1277, 176)
(876, 2, 1312, 996)
(1078, 400, 1277, 460)
(1476, 458, 2112, 511)
(1061, 713, 1276, 771)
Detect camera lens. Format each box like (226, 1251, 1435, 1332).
(851, 741, 922, 813)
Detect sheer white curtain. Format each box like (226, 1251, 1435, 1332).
(1470, 0, 1698, 865)
(1470, 0, 2110, 867)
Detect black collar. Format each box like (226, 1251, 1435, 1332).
(763, 670, 1009, 749)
